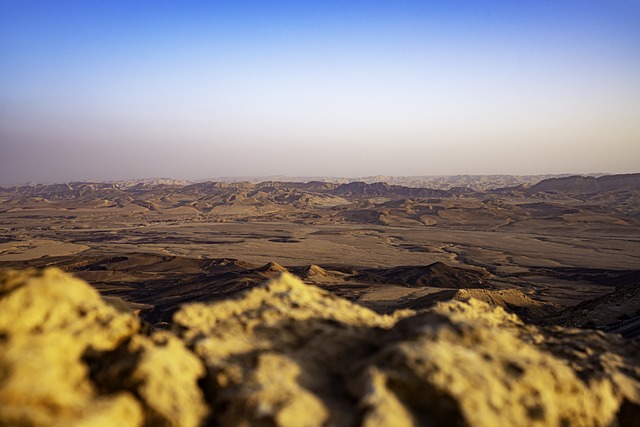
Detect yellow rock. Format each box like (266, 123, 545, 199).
(2, 268, 639, 426)
(0, 268, 207, 427)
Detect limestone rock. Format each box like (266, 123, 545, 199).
(87, 331, 209, 427)
(174, 273, 640, 427)
(2, 268, 639, 426)
(0, 268, 142, 426)
(365, 307, 619, 426)
(0, 268, 207, 427)
(0, 268, 139, 350)
(173, 272, 407, 426)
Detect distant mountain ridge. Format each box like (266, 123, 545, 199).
(528, 173, 640, 194)
(2, 173, 639, 201)
(207, 174, 578, 191)
(6, 174, 589, 191)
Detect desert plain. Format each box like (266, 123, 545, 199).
(1, 173, 640, 426)
(2, 174, 639, 327)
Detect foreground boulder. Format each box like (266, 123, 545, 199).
(173, 272, 408, 426)
(1, 268, 639, 426)
(0, 268, 208, 427)
(174, 273, 640, 427)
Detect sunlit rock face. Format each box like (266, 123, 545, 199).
(0, 268, 208, 427)
(2, 269, 639, 426)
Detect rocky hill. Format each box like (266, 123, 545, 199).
(1, 268, 638, 426)
(528, 173, 640, 194)
(205, 174, 574, 191)
(2, 174, 639, 233)
(6, 173, 638, 201)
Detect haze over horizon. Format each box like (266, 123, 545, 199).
(1, 0, 639, 185)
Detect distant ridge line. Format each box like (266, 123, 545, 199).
(3, 173, 623, 192)
(2, 173, 639, 196)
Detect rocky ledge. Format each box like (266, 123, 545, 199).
(1, 268, 639, 426)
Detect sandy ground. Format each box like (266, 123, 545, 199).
(0, 239, 89, 261)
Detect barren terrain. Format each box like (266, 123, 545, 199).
(2, 173, 640, 426)
(1, 173, 639, 333)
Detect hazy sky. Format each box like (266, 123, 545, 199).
(1, 0, 639, 184)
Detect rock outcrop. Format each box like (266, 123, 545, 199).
(0, 268, 208, 427)
(1, 268, 639, 426)
(351, 262, 490, 289)
(172, 273, 408, 427)
(398, 287, 559, 321)
(552, 285, 640, 335)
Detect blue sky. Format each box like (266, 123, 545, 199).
(1, 0, 639, 184)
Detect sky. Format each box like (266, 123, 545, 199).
(1, 0, 639, 184)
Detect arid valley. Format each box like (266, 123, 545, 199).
(3, 1, 640, 424)
(2, 173, 640, 426)
(2, 174, 640, 326)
